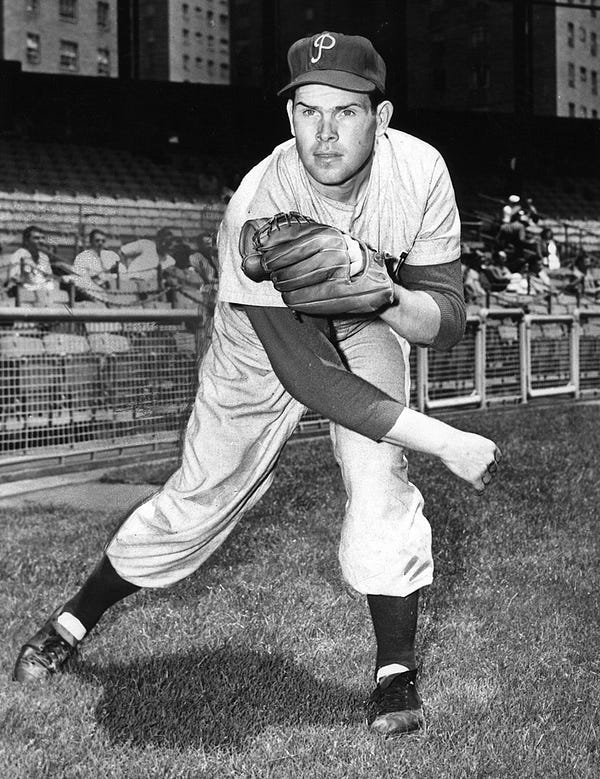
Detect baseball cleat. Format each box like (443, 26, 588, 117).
(12, 609, 79, 683)
(366, 668, 425, 737)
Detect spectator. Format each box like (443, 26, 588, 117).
(539, 227, 561, 271)
(460, 246, 488, 304)
(71, 230, 123, 297)
(189, 232, 219, 331)
(523, 196, 540, 224)
(501, 194, 521, 224)
(496, 209, 537, 273)
(7, 225, 58, 305)
(162, 242, 205, 308)
(480, 250, 512, 292)
(566, 252, 599, 298)
(190, 231, 218, 276)
(119, 227, 176, 289)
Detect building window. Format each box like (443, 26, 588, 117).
(182, 3, 189, 18)
(470, 26, 487, 47)
(592, 70, 598, 94)
(183, 28, 189, 45)
(26, 32, 41, 64)
(97, 2, 110, 30)
(568, 62, 575, 86)
(581, 105, 588, 117)
(59, 40, 78, 71)
(580, 26, 587, 43)
(183, 54, 190, 71)
(581, 66, 588, 83)
(568, 102, 575, 116)
(97, 47, 110, 76)
(592, 31, 598, 56)
(25, 0, 40, 16)
(568, 22, 574, 47)
(592, 109, 598, 119)
(59, 0, 78, 22)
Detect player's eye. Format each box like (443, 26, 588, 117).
(301, 108, 316, 117)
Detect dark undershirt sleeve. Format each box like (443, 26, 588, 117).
(399, 258, 466, 351)
(242, 305, 403, 441)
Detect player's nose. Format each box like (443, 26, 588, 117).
(316, 117, 338, 142)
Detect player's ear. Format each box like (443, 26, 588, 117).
(375, 100, 393, 137)
(286, 99, 296, 136)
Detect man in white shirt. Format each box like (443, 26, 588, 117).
(119, 227, 176, 290)
(72, 230, 123, 288)
(7, 225, 56, 305)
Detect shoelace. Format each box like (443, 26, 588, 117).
(377, 677, 415, 714)
(32, 634, 72, 671)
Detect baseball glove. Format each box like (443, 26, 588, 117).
(239, 211, 404, 316)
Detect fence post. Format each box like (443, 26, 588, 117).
(519, 314, 529, 403)
(416, 347, 427, 413)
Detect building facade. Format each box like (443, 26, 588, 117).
(405, 0, 600, 119)
(1, 0, 118, 77)
(556, 1, 600, 118)
(137, 0, 230, 84)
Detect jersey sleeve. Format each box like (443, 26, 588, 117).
(399, 259, 466, 351)
(405, 154, 461, 267)
(242, 305, 403, 441)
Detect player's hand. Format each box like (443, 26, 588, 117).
(438, 431, 502, 492)
(239, 211, 403, 316)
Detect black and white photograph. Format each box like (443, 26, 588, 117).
(1, 2, 598, 776)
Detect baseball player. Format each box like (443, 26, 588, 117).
(12, 31, 501, 739)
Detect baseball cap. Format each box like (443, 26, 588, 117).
(278, 31, 386, 97)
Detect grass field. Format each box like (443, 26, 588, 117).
(1, 403, 599, 778)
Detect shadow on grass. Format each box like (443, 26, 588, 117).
(76, 646, 363, 751)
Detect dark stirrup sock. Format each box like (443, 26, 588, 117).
(367, 590, 420, 672)
(61, 555, 141, 633)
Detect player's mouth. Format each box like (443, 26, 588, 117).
(313, 151, 343, 164)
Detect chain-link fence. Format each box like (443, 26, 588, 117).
(0, 305, 598, 479)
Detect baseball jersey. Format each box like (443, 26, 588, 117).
(218, 129, 461, 307)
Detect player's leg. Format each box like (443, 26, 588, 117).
(13, 302, 306, 682)
(331, 319, 429, 736)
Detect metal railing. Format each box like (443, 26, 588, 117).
(0, 306, 598, 480)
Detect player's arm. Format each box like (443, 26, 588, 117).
(243, 305, 500, 492)
(379, 259, 466, 351)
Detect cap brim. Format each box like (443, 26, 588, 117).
(277, 70, 379, 97)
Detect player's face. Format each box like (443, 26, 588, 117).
(287, 84, 392, 195)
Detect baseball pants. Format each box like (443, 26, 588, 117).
(105, 302, 433, 597)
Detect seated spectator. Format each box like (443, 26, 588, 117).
(501, 194, 521, 224)
(480, 250, 512, 292)
(190, 231, 218, 278)
(496, 210, 538, 273)
(460, 245, 488, 304)
(6, 225, 59, 305)
(162, 242, 205, 307)
(566, 252, 599, 298)
(119, 227, 176, 289)
(538, 227, 561, 271)
(70, 229, 124, 300)
(522, 196, 540, 224)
